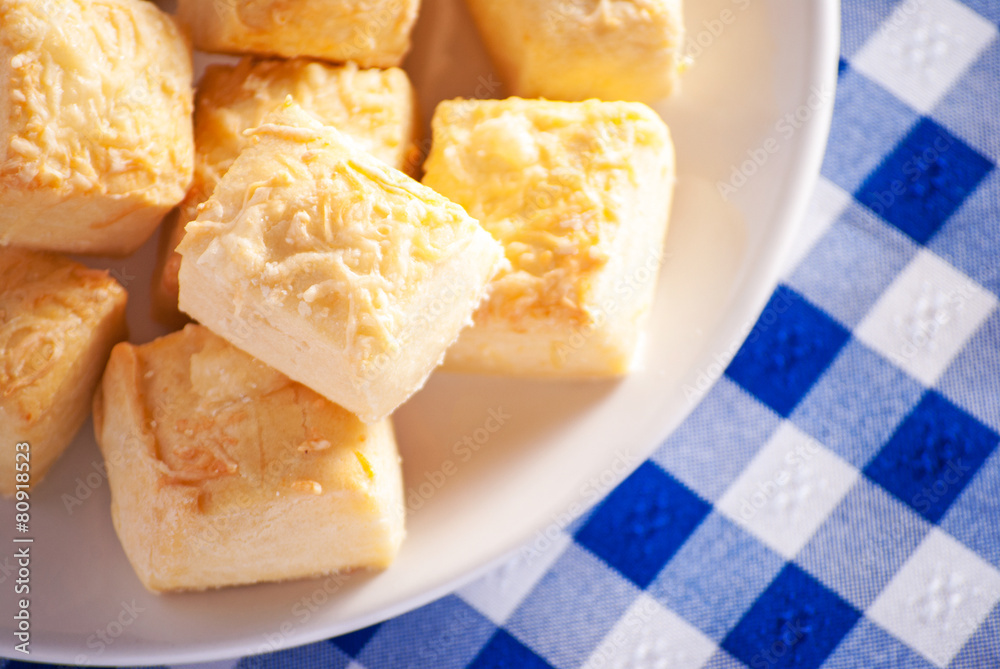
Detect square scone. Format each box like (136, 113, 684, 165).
(423, 98, 675, 376)
(177, 101, 505, 423)
(93, 324, 405, 592)
(0, 0, 194, 256)
(177, 0, 420, 69)
(0, 248, 127, 496)
(153, 58, 420, 326)
(463, 0, 684, 103)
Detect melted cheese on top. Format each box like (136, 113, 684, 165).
(0, 0, 193, 198)
(179, 101, 498, 362)
(422, 97, 670, 326)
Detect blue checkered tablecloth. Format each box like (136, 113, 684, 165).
(7, 0, 1000, 667)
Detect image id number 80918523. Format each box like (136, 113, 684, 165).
(12, 441, 31, 655)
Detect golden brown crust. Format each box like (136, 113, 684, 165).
(464, 0, 684, 103)
(0, 0, 194, 255)
(93, 324, 405, 592)
(0, 247, 127, 495)
(177, 0, 420, 68)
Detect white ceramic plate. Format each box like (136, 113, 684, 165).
(0, 0, 838, 664)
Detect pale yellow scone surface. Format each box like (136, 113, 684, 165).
(464, 0, 684, 103)
(177, 0, 420, 68)
(177, 101, 504, 423)
(93, 324, 405, 593)
(0, 248, 127, 496)
(423, 98, 675, 376)
(153, 57, 419, 326)
(0, 0, 194, 255)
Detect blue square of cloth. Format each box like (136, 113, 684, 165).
(468, 630, 554, 669)
(855, 117, 994, 244)
(725, 286, 851, 418)
(648, 513, 785, 642)
(795, 479, 930, 609)
(575, 461, 711, 589)
(330, 623, 382, 657)
(790, 340, 925, 468)
(863, 391, 1000, 524)
(721, 564, 861, 669)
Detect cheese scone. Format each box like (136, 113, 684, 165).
(423, 98, 675, 376)
(93, 325, 404, 592)
(177, 101, 505, 423)
(0, 0, 194, 256)
(152, 58, 420, 327)
(463, 0, 684, 102)
(0, 248, 127, 496)
(177, 0, 420, 69)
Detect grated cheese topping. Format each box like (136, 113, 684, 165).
(0, 0, 192, 200)
(423, 97, 670, 327)
(179, 102, 498, 363)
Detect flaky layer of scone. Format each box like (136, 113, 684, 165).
(177, 0, 420, 68)
(93, 324, 405, 592)
(153, 58, 419, 326)
(423, 98, 675, 376)
(0, 0, 193, 255)
(0, 247, 127, 496)
(177, 101, 504, 422)
(464, 0, 684, 103)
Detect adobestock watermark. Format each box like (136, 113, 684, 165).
(737, 434, 823, 522)
(553, 247, 665, 367)
(684, 0, 755, 63)
(912, 458, 971, 517)
(717, 83, 835, 201)
(63, 392, 177, 514)
(346, 0, 407, 58)
(541, 0, 581, 30)
(878, 0, 926, 38)
(73, 599, 146, 664)
(243, 405, 507, 657)
(404, 73, 502, 175)
(413, 603, 485, 663)
(583, 597, 663, 669)
(683, 288, 801, 404)
(865, 130, 956, 218)
(750, 616, 810, 668)
(61, 457, 115, 514)
(249, 571, 354, 656)
(887, 276, 979, 369)
(405, 407, 510, 512)
(519, 448, 640, 564)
